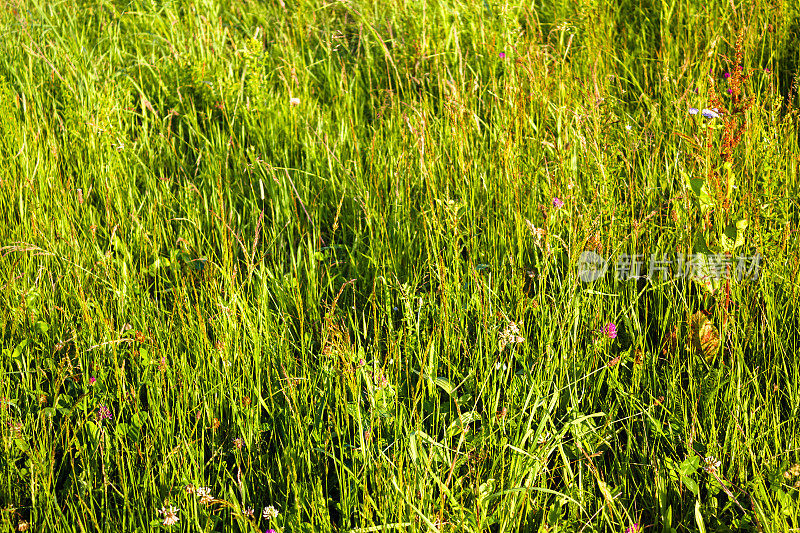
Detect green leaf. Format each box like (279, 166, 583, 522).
(689, 177, 714, 214)
(12, 339, 29, 362)
(695, 498, 707, 533)
(431, 376, 455, 396)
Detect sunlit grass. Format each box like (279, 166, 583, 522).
(1, 0, 799, 531)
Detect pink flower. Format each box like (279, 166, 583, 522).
(552, 197, 564, 208)
(499, 52, 506, 59)
(723, 72, 731, 79)
(603, 323, 617, 339)
(89, 376, 96, 385)
(625, 524, 640, 533)
(97, 405, 112, 420)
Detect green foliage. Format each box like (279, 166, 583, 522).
(0, 0, 799, 531)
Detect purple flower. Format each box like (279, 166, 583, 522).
(89, 376, 96, 385)
(97, 405, 112, 420)
(603, 323, 617, 339)
(765, 68, 771, 73)
(625, 525, 640, 533)
(723, 72, 731, 79)
(688, 107, 699, 115)
(499, 52, 506, 59)
(701, 108, 720, 119)
(727, 88, 733, 94)
(552, 197, 564, 208)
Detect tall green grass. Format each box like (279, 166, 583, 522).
(1, 0, 799, 531)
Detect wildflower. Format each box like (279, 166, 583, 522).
(625, 124, 632, 131)
(196, 487, 212, 498)
(89, 376, 96, 385)
(185, 485, 196, 494)
(552, 197, 564, 208)
(499, 322, 525, 350)
(157, 506, 180, 526)
(625, 524, 640, 533)
(688, 107, 699, 115)
(374, 370, 389, 389)
(233, 437, 244, 450)
(17, 520, 29, 532)
(289, 97, 300, 107)
(266, 530, 277, 533)
(765, 68, 771, 73)
(703, 456, 721, 474)
(537, 431, 551, 445)
(727, 88, 733, 94)
(499, 52, 506, 59)
(723, 72, 731, 79)
(243, 507, 254, 518)
(494, 361, 508, 371)
(262, 505, 279, 520)
(526, 219, 547, 248)
(199, 493, 214, 506)
(97, 405, 112, 421)
(701, 108, 720, 119)
(784, 464, 800, 479)
(603, 323, 617, 339)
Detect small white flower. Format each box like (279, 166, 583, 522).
(625, 124, 632, 131)
(289, 97, 300, 107)
(196, 487, 212, 497)
(243, 507, 254, 518)
(262, 505, 279, 520)
(499, 322, 525, 350)
(157, 506, 180, 526)
(703, 456, 721, 474)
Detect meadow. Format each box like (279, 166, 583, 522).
(1, 0, 799, 531)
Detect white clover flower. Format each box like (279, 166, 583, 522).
(157, 506, 180, 526)
(262, 505, 279, 520)
(703, 456, 721, 474)
(289, 97, 300, 107)
(499, 322, 525, 350)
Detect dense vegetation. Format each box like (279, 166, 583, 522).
(1, 0, 800, 531)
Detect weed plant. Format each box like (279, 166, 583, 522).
(1, 0, 800, 531)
